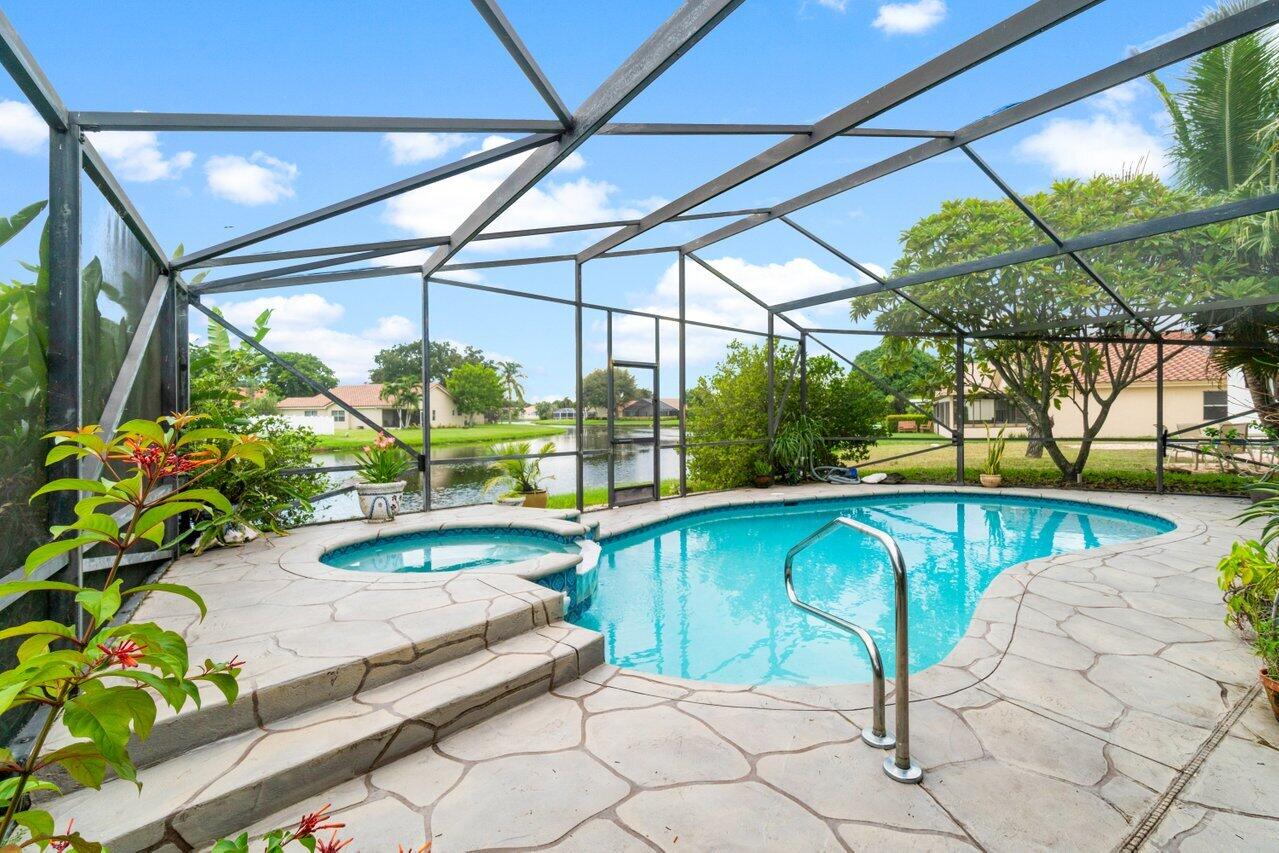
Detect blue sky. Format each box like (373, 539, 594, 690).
(0, 0, 1222, 400)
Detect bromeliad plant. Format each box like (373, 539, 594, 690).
(351, 433, 412, 484)
(0, 414, 266, 849)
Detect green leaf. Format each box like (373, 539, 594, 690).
(212, 833, 251, 853)
(12, 808, 55, 844)
(39, 742, 107, 790)
(0, 580, 82, 598)
(122, 583, 206, 618)
(198, 672, 239, 706)
(30, 478, 111, 501)
(0, 200, 47, 248)
(0, 777, 58, 803)
(43, 443, 85, 465)
(176, 427, 236, 447)
(65, 510, 120, 539)
(116, 418, 166, 445)
(134, 502, 206, 545)
(76, 580, 122, 625)
(169, 487, 233, 514)
(63, 686, 156, 782)
(0, 620, 76, 643)
(23, 537, 99, 575)
(16, 634, 52, 663)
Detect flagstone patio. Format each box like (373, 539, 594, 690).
(40, 486, 1279, 851)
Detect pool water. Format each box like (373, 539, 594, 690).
(570, 494, 1172, 685)
(322, 529, 577, 573)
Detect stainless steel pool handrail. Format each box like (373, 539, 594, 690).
(783, 516, 923, 784)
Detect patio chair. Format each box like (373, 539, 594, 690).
(1168, 423, 1202, 471)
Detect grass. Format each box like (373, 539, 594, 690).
(535, 417, 679, 427)
(853, 438, 1257, 495)
(545, 479, 683, 509)
(311, 423, 567, 451)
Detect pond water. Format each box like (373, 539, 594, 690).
(308, 424, 683, 521)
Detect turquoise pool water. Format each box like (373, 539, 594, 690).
(322, 528, 577, 573)
(570, 494, 1172, 685)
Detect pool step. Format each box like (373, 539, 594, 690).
(40, 582, 567, 794)
(44, 621, 603, 850)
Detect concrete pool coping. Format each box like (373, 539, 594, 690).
(44, 485, 1278, 850)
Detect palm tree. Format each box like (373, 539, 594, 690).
(1149, 0, 1279, 428)
(498, 361, 526, 422)
(382, 375, 422, 427)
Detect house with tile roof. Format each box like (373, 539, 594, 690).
(276, 381, 473, 430)
(929, 341, 1236, 439)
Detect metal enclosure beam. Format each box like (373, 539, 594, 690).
(47, 123, 82, 625)
(176, 132, 559, 269)
(684, 0, 1279, 253)
(578, 0, 1100, 261)
(190, 207, 769, 270)
(71, 112, 565, 134)
(773, 190, 1279, 313)
(0, 8, 68, 129)
(472, 0, 572, 126)
(419, 0, 746, 278)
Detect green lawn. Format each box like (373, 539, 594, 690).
(545, 479, 684, 509)
(535, 417, 679, 427)
(312, 423, 567, 451)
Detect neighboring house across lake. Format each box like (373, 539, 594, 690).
(277, 382, 473, 431)
(929, 342, 1243, 439)
(618, 397, 681, 418)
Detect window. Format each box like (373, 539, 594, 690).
(332, 410, 345, 422)
(431, 409, 436, 421)
(1203, 390, 1228, 422)
(303, 410, 318, 417)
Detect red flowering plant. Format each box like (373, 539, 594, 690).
(211, 802, 430, 852)
(0, 414, 266, 850)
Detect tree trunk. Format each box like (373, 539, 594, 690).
(1242, 364, 1279, 430)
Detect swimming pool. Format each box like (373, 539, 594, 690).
(570, 493, 1172, 685)
(321, 527, 578, 573)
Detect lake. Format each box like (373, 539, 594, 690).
(307, 423, 683, 522)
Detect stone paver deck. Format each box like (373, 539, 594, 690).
(44, 486, 1279, 850)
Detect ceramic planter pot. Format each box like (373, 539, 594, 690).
(355, 481, 406, 523)
(521, 489, 549, 509)
(753, 475, 773, 488)
(1262, 667, 1279, 722)
(980, 473, 1003, 488)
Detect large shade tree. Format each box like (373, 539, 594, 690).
(447, 363, 505, 424)
(581, 368, 640, 413)
(261, 352, 338, 398)
(369, 339, 494, 384)
(854, 173, 1255, 480)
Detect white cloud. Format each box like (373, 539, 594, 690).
(815, 0, 848, 10)
(873, 0, 946, 35)
(1015, 114, 1168, 180)
(383, 133, 467, 165)
(0, 99, 47, 155)
(383, 136, 659, 253)
(211, 293, 414, 382)
(609, 256, 869, 365)
(88, 131, 194, 181)
(204, 151, 299, 205)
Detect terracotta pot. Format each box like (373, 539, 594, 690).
(979, 473, 1003, 488)
(355, 481, 406, 523)
(1263, 667, 1279, 723)
(753, 475, 773, 489)
(521, 489, 549, 509)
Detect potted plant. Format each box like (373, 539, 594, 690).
(980, 426, 1007, 488)
(771, 414, 825, 484)
(352, 433, 412, 522)
(1256, 615, 1279, 722)
(751, 457, 773, 488)
(485, 441, 555, 508)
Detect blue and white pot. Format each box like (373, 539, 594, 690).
(355, 481, 407, 523)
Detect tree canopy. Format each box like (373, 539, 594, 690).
(581, 368, 640, 411)
(686, 341, 888, 489)
(853, 342, 941, 411)
(447, 363, 506, 422)
(369, 339, 495, 384)
(261, 352, 338, 398)
(853, 173, 1260, 478)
